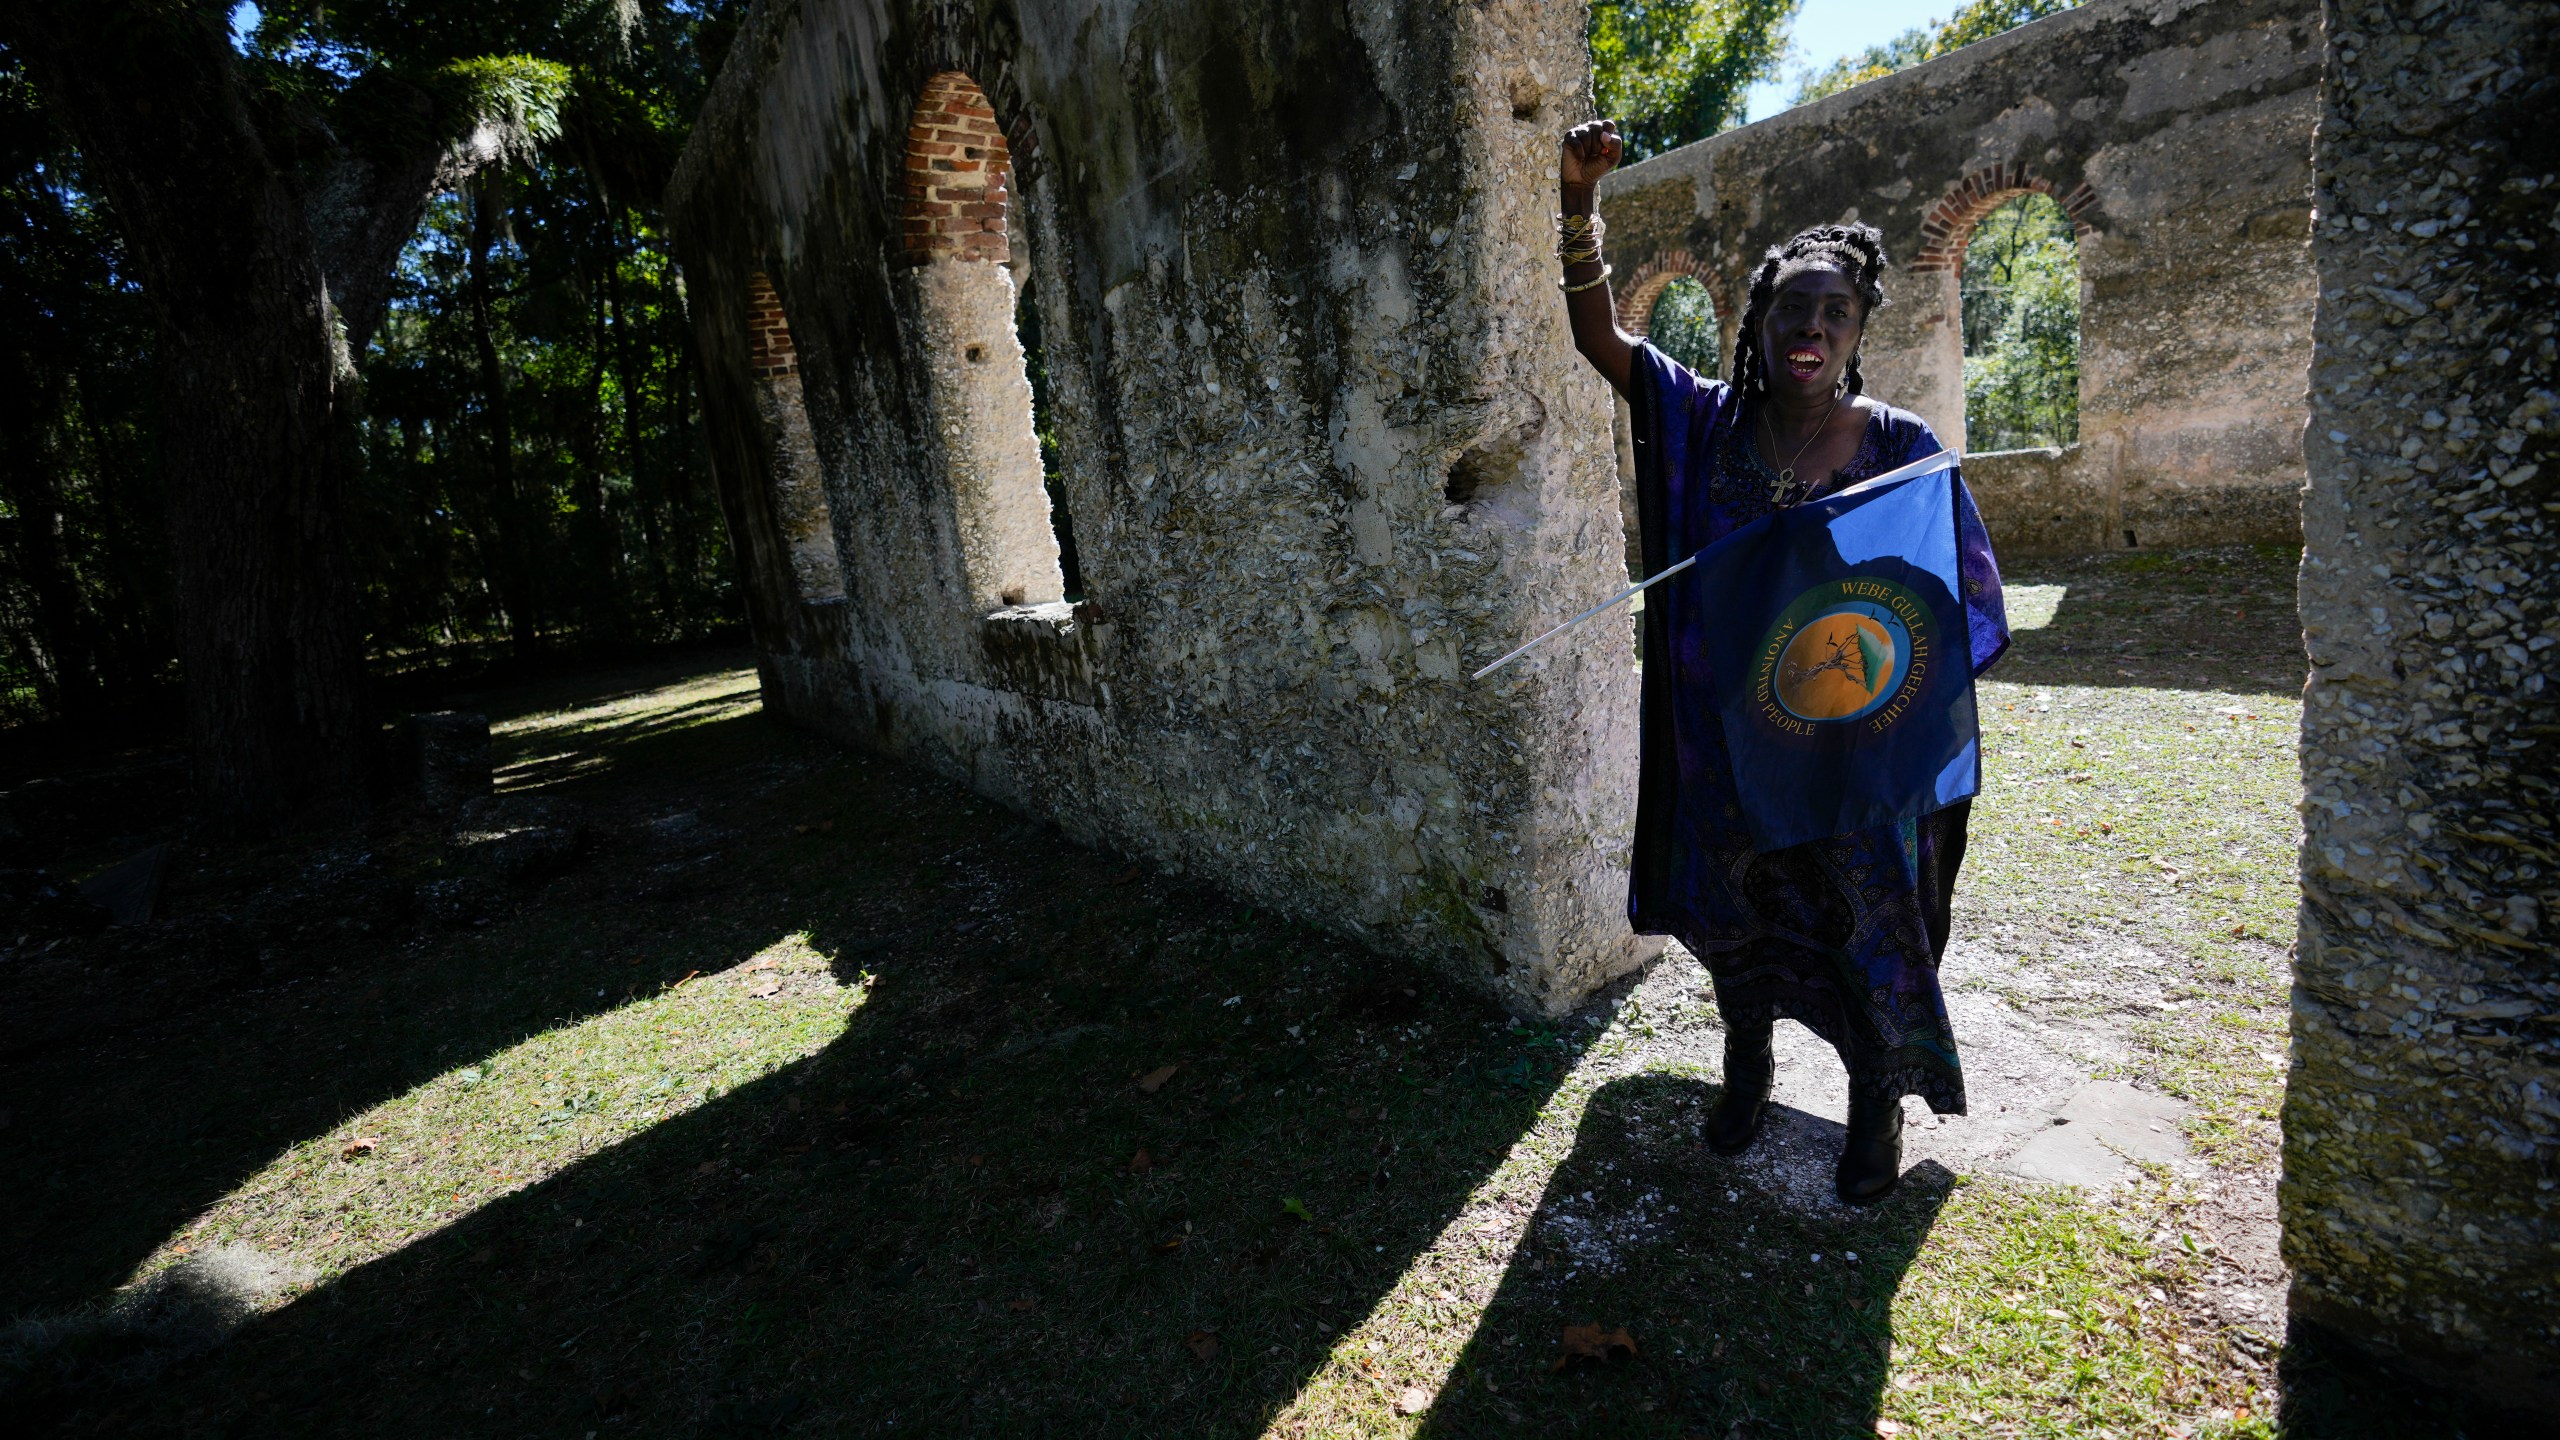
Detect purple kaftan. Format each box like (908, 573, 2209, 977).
(1626, 342, 2009, 1113)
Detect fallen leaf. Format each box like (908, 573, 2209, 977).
(1109, 866, 1143, 885)
(787, 1095, 804, 1114)
(341, 1137, 380, 1160)
(745, 955, 781, 972)
(1394, 1385, 1432, 1416)
(1008, 1296, 1037, 1313)
(1128, 1148, 1154, 1173)
(1876, 1421, 1903, 1436)
(747, 980, 782, 998)
(1550, 1324, 1638, 1372)
(1136, 1064, 1180, 1094)
(696, 1161, 719, 1176)
(1152, 1236, 1185, 1254)
(1184, 1330, 1220, 1359)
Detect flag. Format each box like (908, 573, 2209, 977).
(1688, 461, 1983, 851)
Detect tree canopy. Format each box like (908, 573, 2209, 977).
(1589, 0, 1799, 160)
(1794, 0, 2076, 106)
(0, 1, 743, 823)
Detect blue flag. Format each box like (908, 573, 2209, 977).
(1688, 461, 1982, 851)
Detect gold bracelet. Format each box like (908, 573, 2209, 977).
(1559, 263, 1612, 294)
(1554, 211, 1605, 262)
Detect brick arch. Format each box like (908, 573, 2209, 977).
(745, 271, 799, 379)
(1909, 163, 2098, 274)
(903, 71, 1016, 265)
(1613, 250, 1719, 336)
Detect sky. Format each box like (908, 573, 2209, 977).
(1740, 0, 1961, 124)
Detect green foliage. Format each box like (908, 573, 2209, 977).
(431, 56, 575, 161)
(1589, 0, 1799, 160)
(1961, 192, 2080, 451)
(1645, 275, 1722, 378)
(357, 180, 732, 658)
(0, 60, 169, 725)
(0, 3, 748, 725)
(351, 8, 742, 659)
(1794, 0, 2076, 105)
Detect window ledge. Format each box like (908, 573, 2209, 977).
(979, 601, 1099, 706)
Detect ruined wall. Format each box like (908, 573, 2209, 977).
(1598, 0, 2321, 555)
(2283, 0, 2560, 1408)
(668, 0, 1657, 1013)
(745, 274, 847, 602)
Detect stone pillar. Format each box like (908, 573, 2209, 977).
(2284, 0, 2560, 1409)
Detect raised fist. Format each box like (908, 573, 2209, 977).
(1561, 119, 1624, 188)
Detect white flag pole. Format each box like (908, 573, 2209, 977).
(1468, 448, 1960, 683)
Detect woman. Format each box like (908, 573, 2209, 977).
(1557, 119, 2008, 1205)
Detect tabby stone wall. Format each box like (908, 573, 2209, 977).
(1598, 0, 2322, 556)
(668, 0, 1656, 1014)
(2284, 0, 2560, 1408)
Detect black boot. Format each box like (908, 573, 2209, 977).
(1704, 1021, 1774, 1155)
(1835, 1092, 1905, 1205)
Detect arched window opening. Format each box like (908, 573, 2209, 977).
(902, 71, 1077, 613)
(1960, 192, 2080, 450)
(746, 272, 845, 602)
(1015, 272, 1083, 601)
(1646, 276, 1721, 379)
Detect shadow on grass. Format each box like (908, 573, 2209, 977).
(42, 924, 1570, 1435)
(1418, 1076, 1952, 1438)
(1995, 545, 2305, 697)
(0, 705, 781, 1320)
(5, 661, 1595, 1435)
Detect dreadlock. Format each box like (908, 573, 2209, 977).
(1729, 223, 1891, 398)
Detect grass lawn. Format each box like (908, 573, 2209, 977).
(0, 547, 2518, 1437)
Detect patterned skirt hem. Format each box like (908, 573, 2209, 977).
(1717, 995, 1969, 1117)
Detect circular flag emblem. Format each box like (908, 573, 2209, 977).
(1752, 578, 1937, 729)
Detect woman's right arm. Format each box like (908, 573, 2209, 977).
(1560, 120, 1636, 398)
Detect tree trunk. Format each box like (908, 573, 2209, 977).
(7, 5, 364, 829)
(465, 181, 542, 659)
(602, 210, 674, 624)
(570, 272, 624, 641)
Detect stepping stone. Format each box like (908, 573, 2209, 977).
(2000, 1079, 2187, 1190)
